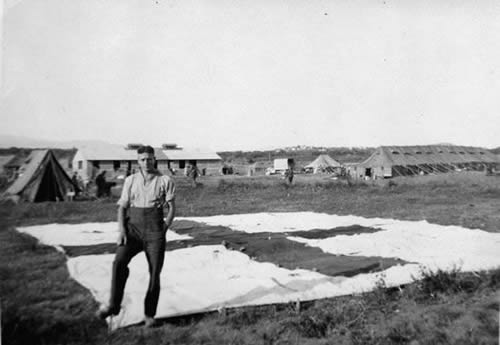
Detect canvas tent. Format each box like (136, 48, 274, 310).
(4, 150, 75, 202)
(351, 145, 500, 179)
(305, 154, 341, 173)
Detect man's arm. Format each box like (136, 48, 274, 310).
(117, 205, 128, 245)
(163, 199, 176, 231)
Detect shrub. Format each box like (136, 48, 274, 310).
(220, 307, 269, 329)
(387, 180, 398, 188)
(416, 268, 483, 298)
(287, 299, 367, 338)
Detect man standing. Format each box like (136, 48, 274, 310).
(71, 172, 82, 197)
(285, 160, 295, 185)
(95, 171, 107, 198)
(285, 167, 294, 184)
(97, 145, 175, 328)
(188, 163, 200, 187)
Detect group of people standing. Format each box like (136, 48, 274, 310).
(70, 170, 115, 199)
(95, 171, 117, 198)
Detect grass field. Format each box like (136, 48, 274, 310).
(1, 172, 499, 344)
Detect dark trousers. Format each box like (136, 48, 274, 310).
(108, 207, 166, 317)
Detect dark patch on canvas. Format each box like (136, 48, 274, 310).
(286, 224, 381, 239)
(62, 219, 407, 277)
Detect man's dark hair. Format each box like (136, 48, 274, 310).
(137, 145, 155, 155)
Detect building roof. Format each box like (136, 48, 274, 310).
(77, 145, 137, 161)
(0, 155, 15, 170)
(4, 154, 28, 168)
(7, 150, 49, 195)
(76, 145, 169, 161)
(162, 148, 221, 161)
(75, 145, 220, 162)
(358, 145, 500, 167)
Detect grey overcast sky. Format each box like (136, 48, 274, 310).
(1, 0, 500, 151)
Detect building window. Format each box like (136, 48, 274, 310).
(92, 161, 100, 169)
(113, 161, 121, 171)
(78, 161, 83, 169)
(179, 160, 186, 169)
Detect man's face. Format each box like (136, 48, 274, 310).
(138, 152, 155, 173)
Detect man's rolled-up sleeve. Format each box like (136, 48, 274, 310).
(162, 177, 175, 202)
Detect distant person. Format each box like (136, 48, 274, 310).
(95, 171, 116, 197)
(82, 178, 90, 193)
(188, 164, 200, 187)
(71, 172, 82, 197)
(285, 168, 294, 184)
(96, 145, 176, 328)
(95, 171, 107, 198)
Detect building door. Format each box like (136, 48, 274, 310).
(91, 161, 100, 180)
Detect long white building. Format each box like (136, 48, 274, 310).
(72, 144, 222, 182)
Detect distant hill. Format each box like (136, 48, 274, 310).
(0, 147, 77, 165)
(433, 142, 456, 146)
(0, 134, 118, 149)
(0, 135, 120, 173)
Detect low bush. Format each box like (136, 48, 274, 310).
(416, 268, 483, 297)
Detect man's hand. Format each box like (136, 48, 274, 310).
(163, 221, 171, 232)
(117, 231, 127, 246)
(163, 199, 175, 233)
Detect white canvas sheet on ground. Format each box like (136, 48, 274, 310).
(69, 246, 418, 330)
(184, 212, 500, 271)
(17, 212, 500, 330)
(288, 221, 500, 272)
(17, 222, 192, 247)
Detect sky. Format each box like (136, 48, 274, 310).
(1, 0, 500, 151)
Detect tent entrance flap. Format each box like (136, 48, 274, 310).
(34, 160, 63, 202)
